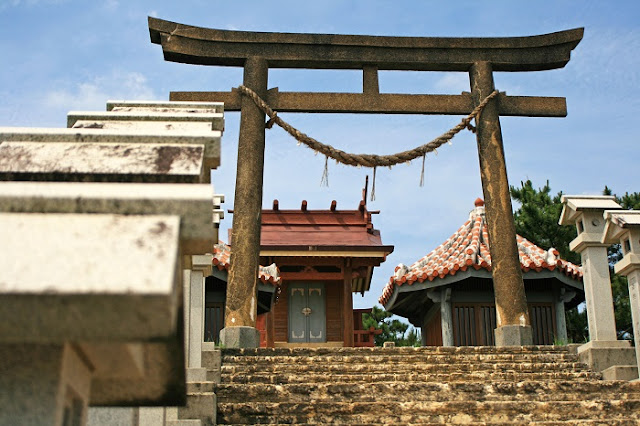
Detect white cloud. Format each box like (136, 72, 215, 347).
(43, 70, 158, 111)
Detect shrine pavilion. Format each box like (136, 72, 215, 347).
(213, 188, 393, 348)
(380, 198, 585, 346)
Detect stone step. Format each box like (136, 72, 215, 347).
(187, 382, 216, 393)
(220, 361, 588, 375)
(221, 370, 601, 384)
(216, 399, 640, 424)
(220, 345, 573, 357)
(178, 392, 216, 426)
(221, 421, 640, 426)
(214, 380, 640, 404)
(218, 352, 579, 366)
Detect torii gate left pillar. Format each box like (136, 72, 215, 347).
(149, 17, 583, 347)
(218, 57, 268, 348)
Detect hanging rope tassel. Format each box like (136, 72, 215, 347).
(370, 166, 377, 201)
(420, 154, 426, 187)
(320, 155, 329, 187)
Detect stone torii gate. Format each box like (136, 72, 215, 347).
(149, 17, 583, 347)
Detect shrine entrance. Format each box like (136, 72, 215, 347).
(149, 17, 583, 347)
(288, 283, 326, 344)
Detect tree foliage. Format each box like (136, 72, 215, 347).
(510, 180, 579, 264)
(510, 180, 640, 342)
(362, 306, 421, 347)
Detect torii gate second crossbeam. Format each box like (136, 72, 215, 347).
(149, 17, 583, 347)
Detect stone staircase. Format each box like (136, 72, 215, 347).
(202, 346, 640, 425)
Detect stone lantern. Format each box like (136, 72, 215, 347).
(602, 210, 640, 380)
(559, 195, 635, 376)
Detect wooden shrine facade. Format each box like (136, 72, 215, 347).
(248, 196, 393, 347)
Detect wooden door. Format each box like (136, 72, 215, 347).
(289, 282, 326, 343)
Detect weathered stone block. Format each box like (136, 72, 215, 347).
(219, 326, 260, 349)
(0, 181, 216, 255)
(494, 325, 533, 346)
(107, 100, 223, 114)
(178, 393, 216, 426)
(67, 110, 224, 131)
(0, 213, 181, 342)
(577, 340, 636, 372)
(0, 126, 222, 170)
(0, 141, 207, 183)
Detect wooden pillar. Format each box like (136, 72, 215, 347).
(222, 57, 268, 347)
(343, 261, 354, 347)
(469, 61, 532, 346)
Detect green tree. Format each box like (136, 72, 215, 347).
(510, 180, 579, 264)
(510, 180, 640, 343)
(362, 306, 421, 347)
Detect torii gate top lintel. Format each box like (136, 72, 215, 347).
(149, 17, 582, 72)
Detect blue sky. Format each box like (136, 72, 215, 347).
(1, 1, 638, 310)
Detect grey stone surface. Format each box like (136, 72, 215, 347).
(107, 100, 223, 114)
(167, 420, 203, 426)
(577, 341, 636, 372)
(494, 325, 533, 346)
(202, 349, 222, 384)
(0, 181, 216, 253)
(601, 365, 639, 381)
(138, 407, 167, 426)
(178, 393, 216, 426)
(88, 407, 137, 426)
(0, 213, 181, 342)
(72, 120, 217, 133)
(186, 368, 208, 383)
(67, 110, 224, 130)
(0, 126, 222, 170)
(219, 326, 260, 349)
(0, 344, 92, 426)
(0, 141, 207, 183)
(188, 270, 204, 369)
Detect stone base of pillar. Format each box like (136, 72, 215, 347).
(602, 365, 639, 381)
(186, 367, 207, 382)
(219, 326, 260, 348)
(577, 340, 636, 372)
(494, 325, 533, 346)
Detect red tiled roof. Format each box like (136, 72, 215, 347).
(212, 242, 281, 285)
(379, 198, 582, 306)
(232, 199, 393, 255)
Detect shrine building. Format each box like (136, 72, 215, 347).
(213, 190, 393, 348)
(380, 198, 585, 346)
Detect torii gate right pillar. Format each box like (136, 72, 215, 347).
(471, 61, 532, 346)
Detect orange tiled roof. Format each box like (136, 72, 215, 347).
(379, 198, 582, 306)
(212, 242, 281, 285)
